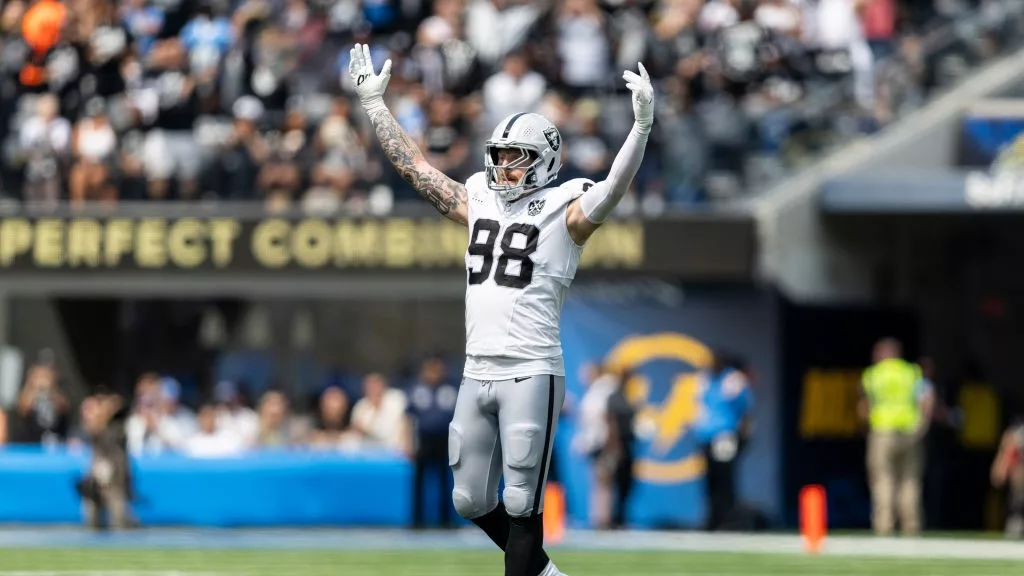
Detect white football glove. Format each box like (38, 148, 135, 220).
(348, 43, 392, 115)
(623, 62, 654, 133)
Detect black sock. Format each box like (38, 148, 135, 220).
(471, 503, 511, 550)
(471, 503, 550, 574)
(505, 513, 544, 576)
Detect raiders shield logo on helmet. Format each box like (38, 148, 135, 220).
(528, 198, 545, 216)
(543, 127, 561, 151)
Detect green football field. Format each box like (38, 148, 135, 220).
(1, 549, 1023, 576)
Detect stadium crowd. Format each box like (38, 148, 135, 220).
(2, 356, 454, 459)
(0, 345, 761, 532)
(0, 0, 1015, 211)
(0, 351, 465, 528)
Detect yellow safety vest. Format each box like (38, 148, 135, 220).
(862, 358, 922, 433)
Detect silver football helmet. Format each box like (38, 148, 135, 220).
(484, 112, 563, 202)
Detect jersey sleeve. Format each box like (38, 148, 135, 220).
(560, 178, 597, 202)
(464, 171, 487, 219)
(465, 171, 487, 191)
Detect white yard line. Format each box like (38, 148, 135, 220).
(0, 572, 237, 576)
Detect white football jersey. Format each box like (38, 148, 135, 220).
(462, 171, 591, 380)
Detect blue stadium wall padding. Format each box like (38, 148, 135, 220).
(0, 446, 414, 527)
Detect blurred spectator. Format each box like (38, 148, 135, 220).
(421, 92, 471, 181)
(121, 0, 165, 60)
(69, 97, 118, 206)
(213, 379, 259, 447)
(605, 367, 637, 530)
(754, 0, 802, 39)
(68, 394, 99, 448)
(350, 372, 408, 451)
(858, 337, 933, 536)
(404, 355, 458, 529)
(804, 0, 875, 109)
(992, 416, 1024, 539)
(255, 389, 300, 447)
(179, 1, 234, 81)
(562, 98, 610, 182)
(571, 361, 616, 529)
(555, 0, 612, 98)
(257, 110, 307, 210)
(205, 96, 268, 201)
(18, 0, 66, 92)
(861, 0, 898, 59)
(482, 51, 546, 127)
(126, 373, 190, 455)
(68, 391, 94, 446)
(873, 34, 925, 124)
(465, 0, 546, 68)
(82, 0, 133, 100)
(305, 96, 366, 211)
(693, 351, 754, 531)
(0, 406, 7, 445)
(157, 377, 197, 433)
(135, 38, 202, 199)
(17, 93, 70, 206)
(14, 362, 69, 446)
(411, 0, 480, 96)
(307, 385, 353, 449)
(184, 402, 244, 457)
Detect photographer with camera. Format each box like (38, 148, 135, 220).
(14, 361, 69, 447)
(75, 391, 134, 531)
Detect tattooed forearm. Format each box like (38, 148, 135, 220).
(368, 109, 468, 223)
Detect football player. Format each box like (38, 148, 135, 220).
(349, 43, 653, 576)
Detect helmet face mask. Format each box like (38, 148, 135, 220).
(485, 144, 542, 200)
(484, 113, 562, 203)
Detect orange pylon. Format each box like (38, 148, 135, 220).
(543, 483, 566, 544)
(800, 484, 827, 554)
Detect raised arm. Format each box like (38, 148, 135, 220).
(566, 62, 654, 245)
(368, 105, 468, 224)
(349, 44, 468, 225)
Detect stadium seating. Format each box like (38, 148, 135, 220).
(2, 0, 1019, 211)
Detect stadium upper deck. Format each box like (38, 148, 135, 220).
(2, 0, 1020, 214)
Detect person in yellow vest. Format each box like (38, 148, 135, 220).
(859, 337, 934, 536)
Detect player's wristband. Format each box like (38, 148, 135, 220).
(361, 97, 388, 117)
(635, 116, 652, 134)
